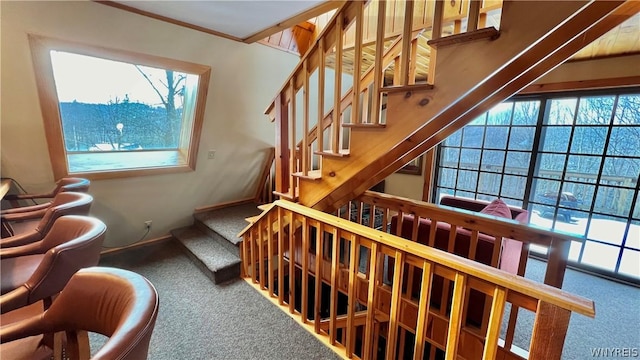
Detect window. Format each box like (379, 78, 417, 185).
(434, 89, 640, 283)
(29, 35, 211, 179)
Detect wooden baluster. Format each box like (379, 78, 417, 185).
(432, 0, 444, 40)
(361, 86, 370, 124)
(467, 0, 482, 32)
(371, 0, 386, 125)
(278, 207, 285, 304)
(460, 230, 480, 329)
(288, 80, 297, 188)
(428, 0, 444, 85)
(386, 251, 405, 360)
(268, 211, 275, 297)
(482, 235, 504, 331)
(301, 216, 309, 324)
(454, 19, 462, 34)
(332, 15, 343, 154)
(413, 260, 433, 360)
(445, 273, 467, 360)
(409, 37, 418, 85)
(363, 242, 379, 360)
(274, 93, 289, 194)
(482, 287, 507, 359)
(400, 0, 414, 86)
(250, 228, 257, 283)
(289, 210, 296, 314)
(351, 1, 364, 125)
(302, 60, 309, 176)
(393, 56, 401, 85)
(346, 234, 358, 357)
(529, 302, 571, 360)
(369, 204, 377, 229)
(259, 218, 266, 290)
(317, 40, 325, 155)
(314, 222, 324, 334)
(329, 227, 340, 345)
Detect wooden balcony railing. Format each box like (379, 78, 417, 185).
(238, 199, 595, 360)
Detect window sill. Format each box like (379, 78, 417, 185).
(66, 150, 192, 179)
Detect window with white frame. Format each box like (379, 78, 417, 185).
(29, 35, 211, 179)
(434, 89, 640, 283)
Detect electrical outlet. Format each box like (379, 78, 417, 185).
(207, 150, 216, 159)
(144, 220, 152, 229)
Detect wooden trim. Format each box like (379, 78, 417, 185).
(421, 148, 437, 202)
(519, 76, 640, 95)
(243, 1, 345, 44)
(28, 34, 211, 181)
(194, 198, 255, 213)
(94, 1, 243, 42)
(100, 235, 173, 257)
(397, 155, 423, 175)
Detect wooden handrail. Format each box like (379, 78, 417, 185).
(239, 199, 595, 360)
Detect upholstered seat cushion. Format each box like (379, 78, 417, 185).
(0, 255, 44, 295)
(0, 302, 51, 360)
(4, 220, 40, 238)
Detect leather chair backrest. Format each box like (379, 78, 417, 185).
(1, 267, 159, 360)
(0, 215, 106, 313)
(35, 192, 93, 236)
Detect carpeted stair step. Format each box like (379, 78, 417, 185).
(193, 202, 263, 256)
(171, 226, 241, 285)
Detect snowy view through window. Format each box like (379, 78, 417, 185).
(435, 92, 640, 281)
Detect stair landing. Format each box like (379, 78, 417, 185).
(172, 202, 262, 284)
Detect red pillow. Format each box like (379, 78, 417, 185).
(514, 211, 529, 224)
(479, 199, 512, 219)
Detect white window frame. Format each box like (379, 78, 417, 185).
(29, 34, 211, 180)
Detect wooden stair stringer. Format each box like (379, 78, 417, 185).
(298, 0, 635, 211)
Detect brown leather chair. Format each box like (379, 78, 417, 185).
(0, 267, 159, 360)
(2, 177, 90, 214)
(0, 215, 106, 314)
(1, 192, 93, 244)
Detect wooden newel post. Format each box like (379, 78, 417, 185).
(529, 301, 571, 360)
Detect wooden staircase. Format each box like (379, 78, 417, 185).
(266, 0, 640, 211)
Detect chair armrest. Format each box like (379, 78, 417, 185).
(0, 310, 44, 339)
(1, 202, 52, 216)
(0, 286, 31, 315)
(0, 242, 43, 259)
(1, 208, 48, 222)
(0, 231, 42, 248)
(4, 192, 55, 201)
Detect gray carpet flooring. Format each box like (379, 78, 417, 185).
(97, 241, 639, 360)
(97, 242, 341, 360)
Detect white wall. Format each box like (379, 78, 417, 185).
(0, 1, 299, 247)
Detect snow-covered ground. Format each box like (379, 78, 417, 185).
(528, 211, 639, 278)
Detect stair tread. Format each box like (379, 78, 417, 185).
(427, 27, 499, 48)
(172, 226, 240, 271)
(292, 169, 322, 180)
(194, 203, 262, 246)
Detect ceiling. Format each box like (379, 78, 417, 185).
(103, 0, 329, 42)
